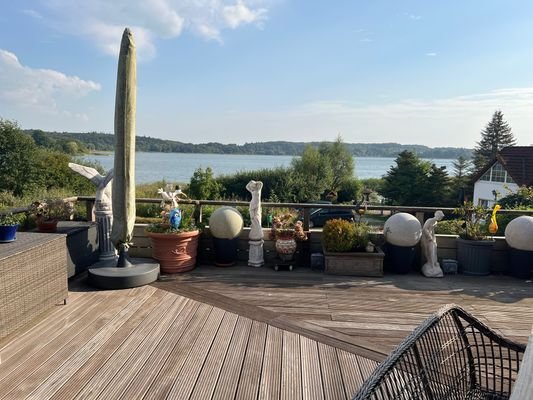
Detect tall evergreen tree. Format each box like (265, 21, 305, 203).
(473, 110, 516, 171)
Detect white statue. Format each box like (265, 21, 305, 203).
(68, 163, 114, 212)
(421, 210, 445, 278)
(68, 163, 116, 261)
(157, 183, 188, 209)
(246, 180, 264, 267)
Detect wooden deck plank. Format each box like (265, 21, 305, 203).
(281, 331, 302, 400)
(211, 317, 253, 400)
(116, 301, 201, 400)
(141, 303, 213, 400)
(0, 290, 101, 367)
(258, 325, 283, 400)
(300, 336, 325, 400)
(65, 292, 181, 400)
(0, 287, 146, 390)
(189, 312, 239, 400)
(318, 342, 346, 400)
(166, 307, 226, 399)
(337, 349, 367, 399)
(235, 320, 268, 400)
(1, 285, 157, 399)
(48, 290, 173, 400)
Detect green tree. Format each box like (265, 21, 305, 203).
(291, 145, 332, 201)
(319, 136, 354, 196)
(473, 110, 516, 171)
(0, 119, 40, 196)
(188, 167, 221, 200)
(451, 156, 473, 204)
(383, 152, 454, 206)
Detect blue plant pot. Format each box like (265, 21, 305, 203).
(213, 237, 239, 266)
(0, 224, 19, 243)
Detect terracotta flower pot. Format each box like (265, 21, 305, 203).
(275, 238, 297, 261)
(37, 219, 59, 233)
(145, 230, 200, 274)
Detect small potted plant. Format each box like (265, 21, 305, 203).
(0, 212, 22, 242)
(269, 212, 307, 264)
(29, 199, 74, 232)
(454, 202, 494, 275)
(322, 218, 384, 277)
(144, 185, 201, 274)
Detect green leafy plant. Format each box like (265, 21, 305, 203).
(453, 202, 491, 240)
(323, 218, 356, 252)
(0, 212, 23, 226)
(28, 199, 74, 221)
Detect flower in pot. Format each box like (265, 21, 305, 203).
(144, 187, 201, 274)
(269, 212, 307, 264)
(322, 218, 384, 276)
(0, 212, 22, 243)
(453, 202, 495, 276)
(29, 199, 74, 232)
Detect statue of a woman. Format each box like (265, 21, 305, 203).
(421, 210, 445, 278)
(246, 180, 264, 241)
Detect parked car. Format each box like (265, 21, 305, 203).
(308, 208, 355, 228)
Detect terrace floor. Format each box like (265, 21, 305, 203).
(0, 264, 531, 399)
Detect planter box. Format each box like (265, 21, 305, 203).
(324, 247, 385, 277)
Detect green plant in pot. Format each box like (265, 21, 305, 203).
(145, 186, 202, 274)
(0, 212, 22, 243)
(454, 202, 495, 276)
(29, 199, 74, 232)
(322, 218, 384, 276)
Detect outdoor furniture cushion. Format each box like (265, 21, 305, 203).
(353, 304, 527, 400)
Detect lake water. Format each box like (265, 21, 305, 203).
(76, 152, 457, 184)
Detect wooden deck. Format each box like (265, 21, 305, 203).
(0, 264, 531, 399)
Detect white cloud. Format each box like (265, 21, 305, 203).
(222, 0, 266, 28)
(0, 49, 101, 115)
(41, 0, 271, 59)
(425, 52, 437, 57)
(21, 9, 43, 19)
(406, 13, 422, 20)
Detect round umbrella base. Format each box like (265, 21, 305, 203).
(88, 259, 159, 289)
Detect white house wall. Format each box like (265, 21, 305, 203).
(473, 180, 519, 207)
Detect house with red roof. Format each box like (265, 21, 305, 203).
(473, 146, 533, 207)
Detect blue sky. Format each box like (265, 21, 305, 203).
(1, 0, 533, 147)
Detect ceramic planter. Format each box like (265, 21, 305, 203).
(456, 238, 494, 276)
(384, 243, 416, 274)
(0, 224, 19, 243)
(324, 247, 385, 277)
(37, 219, 59, 233)
(212, 237, 239, 267)
(145, 230, 200, 274)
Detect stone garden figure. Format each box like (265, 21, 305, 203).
(421, 210, 445, 278)
(246, 180, 264, 267)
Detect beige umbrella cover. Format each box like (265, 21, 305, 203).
(111, 28, 136, 251)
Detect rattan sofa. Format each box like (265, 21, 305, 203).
(353, 304, 527, 400)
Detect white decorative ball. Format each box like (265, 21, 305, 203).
(505, 216, 533, 251)
(384, 212, 422, 247)
(209, 206, 244, 239)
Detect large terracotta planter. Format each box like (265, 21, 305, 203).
(145, 230, 200, 274)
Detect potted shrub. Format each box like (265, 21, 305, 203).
(29, 199, 74, 232)
(454, 202, 494, 276)
(322, 218, 384, 277)
(270, 212, 307, 267)
(145, 186, 201, 274)
(0, 213, 22, 243)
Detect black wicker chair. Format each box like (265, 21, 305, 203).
(353, 304, 527, 400)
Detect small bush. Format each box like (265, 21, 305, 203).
(323, 218, 356, 252)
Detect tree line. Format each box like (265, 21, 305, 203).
(23, 129, 471, 159)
